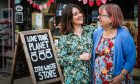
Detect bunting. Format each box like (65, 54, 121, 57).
(78, 0, 108, 6)
(28, 0, 108, 9)
(27, 0, 55, 10)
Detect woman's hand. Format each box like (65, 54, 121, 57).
(79, 53, 91, 61)
(110, 74, 125, 84)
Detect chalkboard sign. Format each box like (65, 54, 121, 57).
(11, 35, 30, 84)
(11, 29, 63, 84)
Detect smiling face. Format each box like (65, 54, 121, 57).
(97, 4, 124, 29)
(97, 8, 112, 28)
(72, 7, 84, 26)
(61, 4, 85, 34)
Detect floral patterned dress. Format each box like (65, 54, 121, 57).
(94, 36, 115, 84)
(58, 25, 95, 84)
(94, 36, 132, 84)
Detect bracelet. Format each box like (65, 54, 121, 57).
(121, 72, 127, 77)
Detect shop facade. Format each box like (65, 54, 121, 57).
(0, 0, 139, 82)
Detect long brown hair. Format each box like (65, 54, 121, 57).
(60, 4, 84, 35)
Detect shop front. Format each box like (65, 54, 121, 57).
(0, 0, 139, 83)
(14, 0, 140, 68)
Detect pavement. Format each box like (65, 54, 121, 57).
(0, 74, 32, 84)
(0, 73, 62, 84)
(0, 68, 140, 84)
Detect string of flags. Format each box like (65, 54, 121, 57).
(27, 0, 54, 10)
(27, 0, 108, 10)
(81, 0, 107, 6)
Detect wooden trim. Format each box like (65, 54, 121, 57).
(136, 0, 140, 68)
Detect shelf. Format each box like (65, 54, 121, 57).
(0, 19, 11, 24)
(0, 8, 14, 74)
(0, 31, 12, 35)
(0, 55, 12, 59)
(43, 13, 55, 16)
(0, 44, 12, 47)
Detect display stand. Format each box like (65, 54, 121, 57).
(0, 8, 14, 74)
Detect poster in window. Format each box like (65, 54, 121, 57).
(15, 12, 23, 23)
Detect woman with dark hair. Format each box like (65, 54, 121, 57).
(92, 3, 136, 84)
(58, 4, 95, 84)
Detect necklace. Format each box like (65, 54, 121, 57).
(74, 27, 83, 37)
